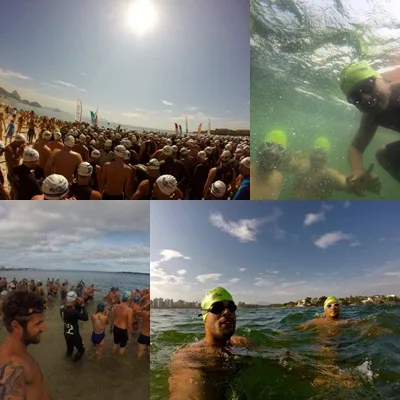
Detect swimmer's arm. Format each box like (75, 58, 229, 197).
(173, 188, 184, 200)
(127, 308, 133, 340)
(230, 336, 252, 348)
(203, 168, 216, 199)
(0, 361, 27, 399)
(326, 168, 349, 191)
(124, 168, 133, 199)
(109, 308, 115, 331)
(44, 153, 55, 177)
(348, 115, 378, 173)
(77, 306, 89, 321)
(99, 164, 108, 192)
(131, 181, 149, 200)
(296, 319, 318, 331)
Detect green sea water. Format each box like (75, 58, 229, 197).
(251, 0, 400, 199)
(151, 306, 400, 399)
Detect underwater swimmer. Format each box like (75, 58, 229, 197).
(252, 129, 288, 200)
(340, 62, 400, 195)
(169, 287, 252, 400)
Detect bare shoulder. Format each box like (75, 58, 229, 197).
(0, 358, 27, 397)
(230, 336, 252, 347)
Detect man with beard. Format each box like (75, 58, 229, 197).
(169, 287, 251, 400)
(0, 290, 51, 399)
(60, 291, 88, 362)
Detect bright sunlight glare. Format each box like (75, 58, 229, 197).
(126, 0, 158, 35)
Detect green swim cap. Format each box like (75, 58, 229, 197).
(339, 61, 380, 96)
(200, 287, 233, 322)
(324, 296, 339, 309)
(314, 137, 331, 152)
(265, 129, 287, 148)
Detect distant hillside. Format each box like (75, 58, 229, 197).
(0, 86, 42, 108)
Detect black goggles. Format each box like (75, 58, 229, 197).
(199, 301, 237, 317)
(347, 76, 376, 105)
(15, 306, 46, 317)
(265, 141, 286, 154)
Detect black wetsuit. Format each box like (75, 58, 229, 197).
(140, 141, 157, 164)
(69, 183, 92, 200)
(189, 163, 210, 200)
(214, 164, 235, 188)
(12, 164, 42, 200)
(89, 162, 99, 190)
(160, 158, 190, 192)
(60, 304, 88, 361)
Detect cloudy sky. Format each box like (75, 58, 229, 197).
(0, 202, 150, 273)
(150, 201, 400, 303)
(0, 0, 249, 130)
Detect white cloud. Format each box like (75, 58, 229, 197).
(41, 82, 62, 89)
(239, 268, 246, 272)
(343, 201, 351, 208)
(379, 237, 386, 242)
(196, 274, 222, 283)
(80, 72, 86, 76)
(186, 106, 199, 112)
(160, 249, 191, 262)
(177, 269, 187, 275)
(162, 99, 174, 106)
(0, 68, 31, 80)
(54, 80, 77, 88)
(314, 231, 355, 249)
(229, 278, 240, 283)
(304, 212, 325, 226)
(78, 88, 86, 92)
(265, 269, 279, 274)
(254, 277, 272, 287)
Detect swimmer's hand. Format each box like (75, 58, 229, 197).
(346, 163, 381, 196)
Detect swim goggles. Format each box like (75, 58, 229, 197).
(207, 301, 237, 315)
(264, 141, 286, 154)
(326, 303, 340, 308)
(15, 306, 46, 317)
(347, 76, 376, 105)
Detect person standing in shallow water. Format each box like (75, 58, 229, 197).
(169, 287, 251, 400)
(0, 290, 51, 399)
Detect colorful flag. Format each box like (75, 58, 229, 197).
(90, 111, 95, 125)
(179, 124, 182, 136)
(197, 123, 202, 135)
(94, 108, 98, 127)
(174, 123, 178, 135)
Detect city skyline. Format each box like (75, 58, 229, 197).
(0, 202, 150, 273)
(0, 0, 249, 130)
(150, 201, 400, 304)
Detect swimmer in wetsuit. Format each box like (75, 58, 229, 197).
(60, 291, 88, 362)
(90, 303, 109, 360)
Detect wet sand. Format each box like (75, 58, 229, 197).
(0, 296, 149, 400)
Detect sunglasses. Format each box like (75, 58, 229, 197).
(326, 303, 340, 309)
(347, 76, 376, 105)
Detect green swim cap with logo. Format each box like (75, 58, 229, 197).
(340, 61, 381, 96)
(314, 136, 331, 152)
(324, 296, 339, 309)
(265, 129, 287, 148)
(200, 287, 233, 322)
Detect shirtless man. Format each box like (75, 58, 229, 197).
(137, 301, 150, 360)
(90, 303, 109, 360)
(45, 135, 82, 183)
(130, 294, 142, 334)
(152, 174, 183, 200)
(73, 134, 89, 161)
(169, 287, 251, 400)
(0, 290, 51, 399)
(4, 134, 26, 177)
(47, 130, 64, 152)
(103, 287, 119, 309)
(100, 145, 132, 199)
(109, 291, 132, 355)
(33, 130, 52, 181)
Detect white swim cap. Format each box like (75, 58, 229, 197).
(235, 148, 243, 155)
(124, 150, 131, 161)
(147, 158, 160, 170)
(77, 162, 93, 177)
(79, 134, 86, 143)
(90, 140, 96, 146)
(42, 131, 52, 140)
(42, 174, 69, 200)
(166, 139, 172, 146)
(220, 150, 231, 162)
(163, 145, 173, 156)
(205, 146, 213, 155)
(211, 180, 226, 197)
(14, 133, 26, 142)
(225, 143, 232, 151)
(156, 174, 177, 196)
(197, 151, 207, 161)
(123, 140, 132, 149)
(54, 131, 62, 140)
(23, 148, 39, 162)
(240, 156, 250, 169)
(180, 147, 188, 155)
(115, 133, 121, 140)
(171, 145, 178, 152)
(1, 291, 8, 297)
(66, 291, 77, 302)
(64, 135, 75, 147)
(105, 139, 112, 147)
(91, 149, 100, 158)
(114, 145, 126, 158)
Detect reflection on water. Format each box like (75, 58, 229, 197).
(251, 0, 400, 200)
(151, 306, 400, 399)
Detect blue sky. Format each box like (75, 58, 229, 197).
(0, 202, 150, 273)
(0, 0, 249, 130)
(150, 201, 400, 303)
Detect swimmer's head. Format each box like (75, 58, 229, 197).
(210, 180, 226, 199)
(155, 174, 177, 198)
(42, 174, 69, 200)
(324, 296, 340, 318)
(340, 62, 380, 97)
(66, 291, 78, 303)
(133, 295, 141, 303)
(220, 150, 232, 164)
(42, 131, 52, 140)
(314, 137, 330, 152)
(77, 162, 93, 177)
(64, 135, 75, 148)
(147, 158, 160, 171)
(121, 291, 131, 302)
(114, 145, 127, 159)
(23, 148, 39, 167)
(265, 129, 287, 148)
(239, 157, 250, 176)
(200, 287, 236, 340)
(96, 303, 105, 313)
(14, 134, 26, 146)
(91, 149, 101, 159)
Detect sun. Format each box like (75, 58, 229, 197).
(127, 0, 157, 35)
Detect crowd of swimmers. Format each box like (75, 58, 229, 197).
(0, 106, 250, 200)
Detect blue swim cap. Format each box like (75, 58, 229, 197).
(134, 295, 140, 302)
(96, 303, 105, 312)
(121, 291, 131, 302)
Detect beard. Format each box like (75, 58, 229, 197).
(22, 329, 41, 345)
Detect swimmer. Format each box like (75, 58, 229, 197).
(169, 287, 251, 400)
(0, 290, 50, 399)
(69, 162, 101, 200)
(47, 130, 64, 152)
(137, 301, 150, 360)
(339, 62, 394, 195)
(60, 291, 89, 362)
(130, 159, 160, 200)
(72, 134, 89, 161)
(4, 119, 16, 145)
(232, 156, 250, 200)
(32, 174, 70, 200)
(152, 174, 183, 200)
(32, 130, 52, 182)
(90, 303, 109, 360)
(109, 291, 132, 355)
(130, 295, 141, 334)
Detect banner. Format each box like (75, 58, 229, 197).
(90, 111, 95, 125)
(75, 99, 82, 122)
(174, 123, 178, 135)
(197, 123, 202, 135)
(179, 124, 182, 136)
